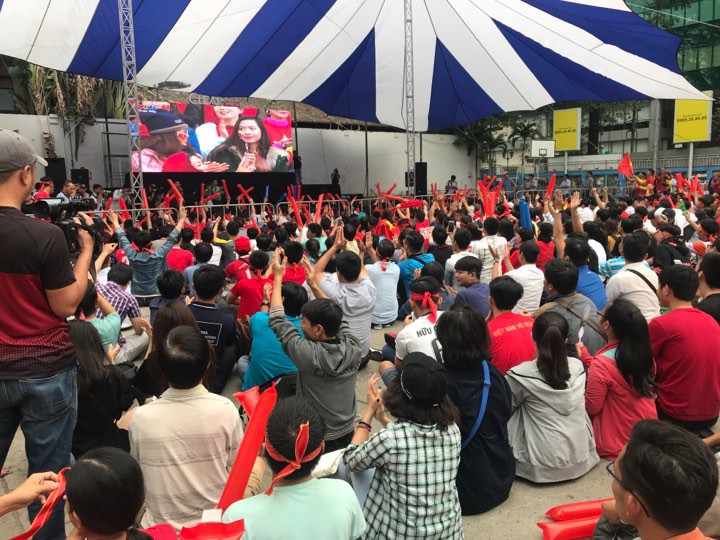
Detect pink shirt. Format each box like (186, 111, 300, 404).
(582, 343, 657, 460)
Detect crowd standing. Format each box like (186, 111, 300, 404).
(2, 128, 720, 540)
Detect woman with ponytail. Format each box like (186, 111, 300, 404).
(577, 299, 658, 459)
(506, 311, 599, 483)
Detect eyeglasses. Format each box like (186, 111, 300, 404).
(606, 461, 651, 517)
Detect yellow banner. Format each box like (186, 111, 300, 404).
(673, 92, 713, 144)
(553, 108, 582, 152)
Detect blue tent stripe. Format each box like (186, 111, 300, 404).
(495, 21, 650, 105)
(303, 29, 378, 124)
(195, 0, 335, 96)
(68, 0, 190, 80)
(427, 40, 503, 131)
(523, 0, 682, 75)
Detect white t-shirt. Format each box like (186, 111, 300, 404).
(505, 264, 545, 313)
(444, 251, 478, 288)
(209, 244, 222, 266)
(366, 261, 400, 325)
(474, 236, 508, 284)
(588, 239, 607, 265)
(576, 207, 594, 224)
(319, 275, 376, 356)
(395, 313, 442, 362)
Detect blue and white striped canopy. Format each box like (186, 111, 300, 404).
(0, 0, 707, 131)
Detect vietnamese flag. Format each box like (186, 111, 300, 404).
(545, 174, 556, 200)
(617, 152, 634, 176)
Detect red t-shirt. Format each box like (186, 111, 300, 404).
(649, 308, 720, 421)
(226, 258, 250, 281)
(536, 240, 555, 271)
(487, 312, 536, 375)
(230, 275, 273, 319)
(166, 247, 193, 272)
(282, 264, 306, 285)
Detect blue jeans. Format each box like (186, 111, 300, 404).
(0, 368, 78, 540)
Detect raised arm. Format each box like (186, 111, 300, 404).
(569, 191, 584, 233)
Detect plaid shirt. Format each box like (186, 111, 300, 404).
(96, 281, 141, 345)
(344, 422, 463, 540)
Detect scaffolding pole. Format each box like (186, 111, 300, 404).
(404, 0, 415, 197)
(119, 0, 144, 210)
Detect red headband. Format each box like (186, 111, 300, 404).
(380, 257, 391, 272)
(410, 291, 439, 323)
(263, 422, 324, 495)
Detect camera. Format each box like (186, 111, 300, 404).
(23, 198, 104, 257)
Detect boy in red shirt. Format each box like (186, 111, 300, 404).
(227, 251, 273, 319)
(281, 241, 306, 285)
(486, 276, 536, 374)
(166, 234, 194, 272)
(225, 237, 252, 281)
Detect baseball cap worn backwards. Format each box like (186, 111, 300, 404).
(0, 130, 47, 172)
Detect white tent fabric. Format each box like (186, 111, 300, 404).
(0, 0, 707, 130)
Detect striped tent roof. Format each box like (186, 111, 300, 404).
(0, 0, 707, 131)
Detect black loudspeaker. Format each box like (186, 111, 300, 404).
(44, 158, 66, 184)
(415, 162, 427, 196)
(71, 168, 90, 185)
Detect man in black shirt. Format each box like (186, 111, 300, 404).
(0, 129, 94, 538)
(697, 252, 720, 325)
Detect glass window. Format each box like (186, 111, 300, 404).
(714, 44, 720, 67)
(699, 46, 714, 69)
(685, 1, 700, 21)
(685, 48, 698, 70)
(0, 90, 13, 113)
(671, 4, 685, 26)
(700, 0, 714, 21)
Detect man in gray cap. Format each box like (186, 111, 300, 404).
(0, 129, 94, 538)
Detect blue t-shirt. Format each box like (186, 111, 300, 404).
(455, 282, 490, 317)
(576, 265, 608, 310)
(243, 312, 302, 390)
(398, 253, 435, 304)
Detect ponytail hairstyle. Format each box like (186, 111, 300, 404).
(532, 311, 571, 390)
(602, 299, 658, 398)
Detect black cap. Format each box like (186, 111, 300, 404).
(400, 352, 447, 407)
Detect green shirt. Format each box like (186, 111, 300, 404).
(90, 312, 121, 351)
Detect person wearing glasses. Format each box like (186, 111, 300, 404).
(596, 420, 718, 540)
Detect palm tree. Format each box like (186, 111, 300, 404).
(509, 120, 541, 168)
(484, 135, 507, 176)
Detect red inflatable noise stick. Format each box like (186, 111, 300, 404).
(179, 520, 246, 540)
(537, 516, 599, 540)
(545, 498, 613, 521)
(200, 192, 222, 205)
(216, 386, 278, 512)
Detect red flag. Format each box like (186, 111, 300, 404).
(617, 152, 633, 176)
(545, 174, 556, 200)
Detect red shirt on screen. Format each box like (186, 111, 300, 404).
(487, 312, 536, 375)
(231, 275, 273, 319)
(166, 247, 193, 273)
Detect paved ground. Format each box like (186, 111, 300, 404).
(0, 319, 612, 539)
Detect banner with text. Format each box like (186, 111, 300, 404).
(673, 91, 713, 144)
(553, 108, 582, 152)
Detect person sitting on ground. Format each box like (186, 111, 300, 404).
(239, 281, 306, 392)
(653, 223, 691, 270)
(397, 230, 434, 306)
(365, 234, 400, 329)
(343, 358, 463, 540)
(95, 263, 151, 363)
(506, 311, 600, 483)
(130, 325, 250, 531)
(396, 261, 454, 320)
(188, 265, 238, 393)
(225, 236, 253, 282)
(486, 276, 535, 375)
(69, 320, 148, 459)
(378, 276, 443, 381)
(697, 252, 720, 325)
(149, 269, 186, 325)
(183, 241, 213, 297)
(268, 250, 362, 453)
(533, 258, 607, 354)
(179, 227, 195, 255)
(281, 240, 306, 285)
(199, 227, 222, 266)
(444, 228, 477, 289)
(474, 217, 508, 284)
(599, 420, 718, 540)
(605, 231, 660, 321)
(503, 240, 544, 313)
(437, 304, 515, 515)
(428, 226, 453, 268)
(453, 256, 490, 317)
(576, 299, 658, 460)
(65, 447, 177, 540)
(649, 265, 720, 432)
(564, 235, 607, 310)
(108, 205, 187, 306)
(75, 281, 121, 353)
(312, 226, 376, 366)
(166, 230, 193, 273)
(227, 249, 274, 319)
(222, 396, 365, 539)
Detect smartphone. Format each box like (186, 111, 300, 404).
(448, 222, 455, 232)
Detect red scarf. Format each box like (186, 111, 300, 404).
(263, 422, 324, 495)
(410, 291, 439, 323)
(131, 242, 154, 254)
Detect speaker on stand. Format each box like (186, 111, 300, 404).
(414, 162, 427, 196)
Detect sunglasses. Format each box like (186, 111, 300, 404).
(606, 461, 651, 517)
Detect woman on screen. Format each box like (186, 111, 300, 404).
(195, 105, 241, 157)
(208, 115, 290, 173)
